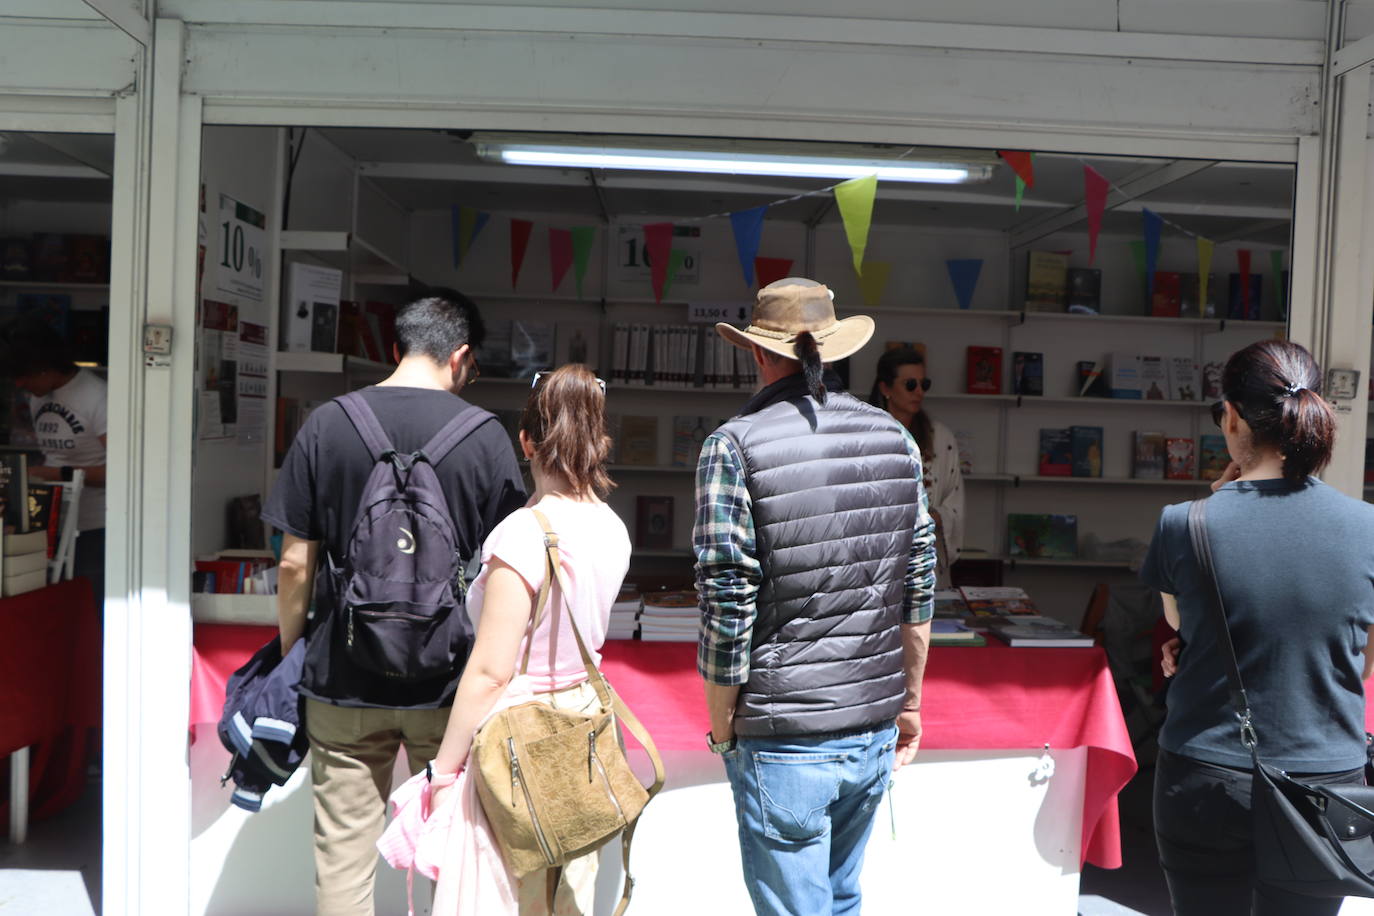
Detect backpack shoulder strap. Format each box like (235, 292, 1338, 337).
(335, 391, 394, 462)
(420, 404, 493, 465)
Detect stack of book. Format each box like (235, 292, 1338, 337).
(637, 591, 700, 642)
(931, 618, 985, 647)
(193, 551, 278, 595)
(988, 617, 1095, 648)
(609, 324, 757, 390)
(608, 587, 642, 640)
(1, 453, 50, 597)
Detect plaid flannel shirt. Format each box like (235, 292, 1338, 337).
(694, 425, 937, 687)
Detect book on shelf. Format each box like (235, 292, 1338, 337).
(1200, 435, 1231, 481)
(16, 293, 71, 339)
(0, 453, 29, 534)
(933, 589, 970, 618)
(283, 262, 343, 354)
(1067, 268, 1101, 311)
(1011, 351, 1043, 396)
(556, 322, 599, 371)
(672, 416, 721, 468)
(1168, 357, 1200, 402)
(1025, 251, 1068, 311)
(1070, 426, 1104, 478)
(1, 236, 31, 280)
(64, 234, 110, 284)
(476, 319, 516, 378)
(1132, 431, 1166, 480)
(966, 346, 1003, 394)
(29, 233, 70, 283)
(1180, 272, 1219, 319)
(1038, 428, 1073, 477)
(1227, 273, 1263, 321)
(1076, 360, 1109, 398)
(1138, 355, 1169, 401)
(1106, 352, 1142, 399)
(634, 495, 674, 549)
(1166, 437, 1196, 480)
(639, 590, 698, 643)
(930, 619, 986, 646)
(510, 320, 555, 379)
(1201, 363, 1224, 400)
(28, 483, 62, 558)
(1008, 514, 1078, 559)
(1367, 439, 1374, 484)
(618, 415, 659, 466)
(2, 568, 47, 598)
(227, 494, 266, 550)
(0, 525, 48, 595)
(959, 586, 1040, 617)
(1150, 272, 1182, 318)
(989, 617, 1095, 648)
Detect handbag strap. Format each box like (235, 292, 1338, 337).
(1185, 499, 1258, 751)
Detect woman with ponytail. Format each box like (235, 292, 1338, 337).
(870, 346, 964, 587)
(1144, 340, 1374, 915)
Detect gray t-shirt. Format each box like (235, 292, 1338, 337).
(1142, 478, 1374, 772)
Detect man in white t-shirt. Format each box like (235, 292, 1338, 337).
(1, 316, 107, 602)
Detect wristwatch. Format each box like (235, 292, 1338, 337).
(706, 731, 736, 754)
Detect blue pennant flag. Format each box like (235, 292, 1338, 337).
(729, 206, 768, 288)
(945, 259, 983, 310)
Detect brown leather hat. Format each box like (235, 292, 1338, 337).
(716, 278, 875, 362)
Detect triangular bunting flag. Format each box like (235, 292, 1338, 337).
(452, 205, 490, 267)
(754, 256, 794, 290)
(945, 259, 983, 310)
(1270, 250, 1286, 316)
(729, 206, 768, 288)
(510, 218, 533, 289)
(998, 151, 1035, 211)
(1015, 175, 1027, 211)
(1083, 166, 1110, 264)
(1197, 238, 1214, 314)
(643, 223, 674, 302)
(570, 226, 596, 298)
(548, 228, 573, 292)
(1142, 209, 1163, 302)
(1237, 249, 1252, 312)
(662, 249, 689, 300)
(858, 261, 892, 308)
(834, 175, 878, 276)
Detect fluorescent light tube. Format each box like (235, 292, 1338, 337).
(477, 144, 990, 184)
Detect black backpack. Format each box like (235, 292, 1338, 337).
(327, 391, 491, 680)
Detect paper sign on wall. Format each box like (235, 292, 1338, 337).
(236, 322, 269, 446)
(616, 225, 701, 289)
(216, 194, 268, 302)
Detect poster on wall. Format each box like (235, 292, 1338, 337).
(284, 262, 343, 353)
(216, 194, 268, 303)
(615, 225, 701, 290)
(199, 300, 238, 440)
(236, 321, 269, 446)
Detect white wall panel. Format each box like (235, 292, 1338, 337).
(0, 20, 135, 95)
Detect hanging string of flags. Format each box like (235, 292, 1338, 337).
(448, 172, 883, 303)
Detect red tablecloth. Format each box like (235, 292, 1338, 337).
(190, 625, 1136, 868)
(0, 578, 101, 822)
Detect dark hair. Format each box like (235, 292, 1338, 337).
(1221, 340, 1335, 485)
(519, 364, 614, 499)
(394, 289, 484, 361)
(794, 332, 826, 404)
(0, 315, 75, 378)
(870, 346, 934, 461)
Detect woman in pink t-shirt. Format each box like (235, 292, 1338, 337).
(429, 363, 630, 914)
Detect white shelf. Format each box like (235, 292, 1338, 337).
(275, 351, 392, 376)
(0, 280, 109, 291)
(281, 230, 411, 286)
(191, 593, 278, 625)
(926, 393, 1018, 403)
(1015, 396, 1211, 409)
(1017, 310, 1286, 331)
(965, 473, 1016, 483)
(1015, 475, 1211, 487)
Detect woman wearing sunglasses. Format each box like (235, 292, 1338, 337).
(1145, 340, 1374, 915)
(869, 345, 964, 587)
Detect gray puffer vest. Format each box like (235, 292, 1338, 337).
(718, 374, 922, 738)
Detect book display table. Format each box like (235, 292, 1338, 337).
(0, 578, 100, 844)
(188, 625, 1136, 915)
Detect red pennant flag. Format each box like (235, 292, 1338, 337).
(643, 223, 674, 302)
(754, 256, 794, 290)
(997, 151, 1035, 188)
(1083, 166, 1110, 264)
(548, 228, 573, 292)
(510, 219, 533, 289)
(1237, 249, 1252, 312)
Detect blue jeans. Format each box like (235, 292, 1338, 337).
(722, 724, 898, 916)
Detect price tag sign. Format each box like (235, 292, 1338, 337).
(689, 301, 753, 326)
(216, 194, 267, 302)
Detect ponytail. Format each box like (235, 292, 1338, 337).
(1278, 386, 1336, 485)
(795, 331, 826, 404)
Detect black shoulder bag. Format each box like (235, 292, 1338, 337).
(1187, 498, 1374, 897)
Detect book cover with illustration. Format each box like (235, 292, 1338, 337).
(672, 416, 720, 468)
(1012, 351, 1044, 396)
(1150, 272, 1182, 318)
(1168, 358, 1200, 401)
(1071, 426, 1104, 478)
(1077, 360, 1109, 397)
(1067, 268, 1101, 311)
(1202, 363, 1225, 400)
(618, 415, 659, 466)
(1138, 355, 1169, 401)
(1007, 514, 1078, 560)
(1200, 434, 1232, 481)
(1227, 273, 1263, 321)
(1038, 428, 1073, 477)
(1132, 431, 1166, 480)
(1166, 437, 1196, 480)
(1025, 251, 1069, 311)
(966, 346, 1003, 394)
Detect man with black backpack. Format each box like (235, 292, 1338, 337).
(263, 292, 526, 916)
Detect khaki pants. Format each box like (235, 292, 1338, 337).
(514, 680, 602, 916)
(305, 698, 450, 916)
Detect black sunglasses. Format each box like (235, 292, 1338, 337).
(898, 378, 932, 393)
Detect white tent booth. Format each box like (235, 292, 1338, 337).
(10, 2, 1374, 915)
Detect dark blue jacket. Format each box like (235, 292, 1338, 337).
(217, 636, 308, 812)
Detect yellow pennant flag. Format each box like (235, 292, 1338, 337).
(858, 260, 892, 308)
(1197, 237, 1214, 316)
(835, 175, 878, 276)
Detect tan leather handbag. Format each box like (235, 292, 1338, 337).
(471, 509, 665, 914)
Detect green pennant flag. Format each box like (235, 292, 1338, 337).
(570, 226, 597, 299)
(662, 249, 689, 300)
(1014, 175, 1027, 212)
(835, 175, 878, 276)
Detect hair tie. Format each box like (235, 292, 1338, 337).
(1282, 381, 1305, 398)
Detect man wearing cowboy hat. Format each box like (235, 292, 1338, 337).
(694, 277, 937, 915)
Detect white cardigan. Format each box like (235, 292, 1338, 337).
(923, 419, 965, 588)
